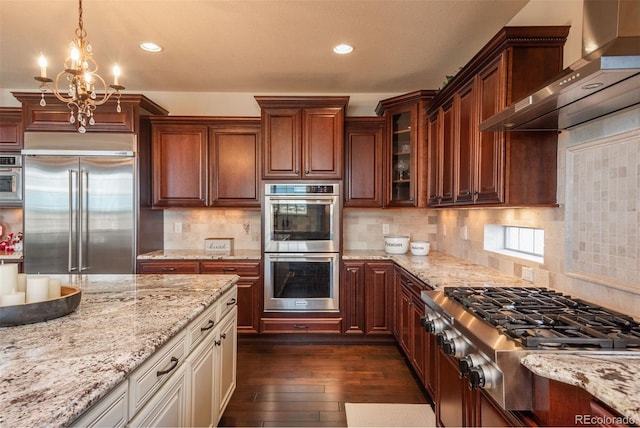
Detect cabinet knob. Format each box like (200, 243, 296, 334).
(305, 170, 310, 174)
(295, 170, 300, 174)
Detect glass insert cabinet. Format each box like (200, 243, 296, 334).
(376, 90, 436, 207)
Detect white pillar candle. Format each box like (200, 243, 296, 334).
(48, 279, 62, 299)
(0, 263, 18, 296)
(17, 273, 27, 292)
(26, 276, 50, 303)
(0, 290, 26, 307)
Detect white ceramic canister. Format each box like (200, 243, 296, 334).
(410, 240, 431, 256)
(383, 235, 410, 254)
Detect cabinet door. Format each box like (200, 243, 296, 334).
(397, 286, 412, 356)
(0, 108, 23, 150)
(152, 124, 208, 207)
(475, 55, 506, 204)
(187, 340, 215, 428)
(129, 364, 188, 428)
(365, 262, 394, 335)
(410, 294, 426, 380)
(200, 261, 261, 334)
(427, 113, 441, 206)
(209, 125, 260, 207)
(302, 107, 344, 179)
(342, 261, 366, 334)
(261, 108, 302, 178)
(440, 101, 455, 205)
(436, 349, 465, 428)
(386, 106, 418, 207)
(215, 307, 238, 425)
(454, 82, 476, 205)
(344, 118, 384, 207)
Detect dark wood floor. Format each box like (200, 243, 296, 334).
(219, 341, 431, 427)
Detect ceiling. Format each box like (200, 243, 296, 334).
(0, 0, 530, 94)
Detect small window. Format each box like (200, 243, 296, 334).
(484, 224, 544, 263)
(504, 226, 544, 257)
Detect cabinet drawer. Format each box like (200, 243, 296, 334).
(128, 330, 187, 418)
(200, 261, 260, 276)
(218, 286, 238, 321)
(137, 261, 200, 274)
(398, 269, 430, 297)
(71, 381, 128, 427)
(187, 302, 219, 354)
(261, 318, 342, 333)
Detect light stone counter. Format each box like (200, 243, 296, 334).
(521, 353, 640, 423)
(0, 273, 238, 428)
(0, 250, 22, 261)
(343, 250, 528, 289)
(138, 248, 261, 260)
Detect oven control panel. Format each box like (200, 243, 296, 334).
(266, 183, 339, 195)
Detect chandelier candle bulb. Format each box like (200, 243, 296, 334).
(38, 54, 47, 78)
(26, 276, 49, 303)
(113, 64, 120, 86)
(0, 262, 18, 296)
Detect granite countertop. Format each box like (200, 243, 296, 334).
(0, 273, 238, 428)
(343, 250, 529, 289)
(521, 353, 640, 423)
(138, 249, 261, 260)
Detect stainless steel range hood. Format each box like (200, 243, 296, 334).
(481, 0, 640, 131)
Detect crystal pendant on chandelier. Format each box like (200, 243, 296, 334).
(34, 0, 125, 133)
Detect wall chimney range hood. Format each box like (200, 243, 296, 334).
(480, 0, 640, 131)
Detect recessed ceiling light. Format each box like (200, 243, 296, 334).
(139, 42, 163, 53)
(333, 44, 354, 55)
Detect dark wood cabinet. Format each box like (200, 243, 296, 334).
(395, 267, 432, 383)
(151, 123, 209, 208)
(376, 90, 436, 207)
(136, 259, 262, 334)
(0, 107, 23, 150)
(426, 26, 569, 208)
(200, 261, 262, 334)
(149, 117, 261, 208)
(12, 92, 168, 134)
(342, 260, 394, 335)
(344, 117, 385, 207)
(255, 96, 349, 180)
(208, 122, 260, 207)
(436, 347, 468, 427)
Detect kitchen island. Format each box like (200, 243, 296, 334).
(0, 273, 238, 427)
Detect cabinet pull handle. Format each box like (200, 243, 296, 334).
(156, 357, 179, 376)
(222, 267, 237, 272)
(295, 170, 300, 174)
(305, 170, 310, 174)
(293, 324, 309, 329)
(200, 320, 215, 332)
(161, 267, 177, 272)
(221, 333, 227, 339)
(226, 298, 237, 306)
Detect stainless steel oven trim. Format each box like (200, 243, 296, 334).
(0, 155, 23, 204)
(264, 252, 340, 312)
(263, 184, 341, 253)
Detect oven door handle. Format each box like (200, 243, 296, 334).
(267, 253, 337, 261)
(266, 196, 337, 204)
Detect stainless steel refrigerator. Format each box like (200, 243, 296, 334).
(23, 132, 140, 274)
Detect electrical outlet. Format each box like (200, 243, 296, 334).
(382, 224, 390, 234)
(243, 222, 251, 234)
(522, 267, 534, 282)
(174, 223, 182, 233)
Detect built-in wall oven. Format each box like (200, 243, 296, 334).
(263, 182, 341, 312)
(0, 154, 22, 205)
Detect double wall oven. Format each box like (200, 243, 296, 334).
(263, 182, 341, 312)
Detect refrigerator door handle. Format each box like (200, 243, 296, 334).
(79, 169, 89, 272)
(68, 169, 79, 273)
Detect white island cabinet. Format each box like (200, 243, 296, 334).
(0, 274, 239, 428)
(72, 285, 238, 428)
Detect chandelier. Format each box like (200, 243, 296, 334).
(34, 0, 124, 133)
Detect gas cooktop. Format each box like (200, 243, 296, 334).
(443, 287, 640, 350)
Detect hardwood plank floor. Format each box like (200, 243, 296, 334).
(219, 342, 431, 427)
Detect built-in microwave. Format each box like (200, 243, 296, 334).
(0, 154, 22, 205)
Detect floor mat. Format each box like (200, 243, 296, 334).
(345, 403, 435, 427)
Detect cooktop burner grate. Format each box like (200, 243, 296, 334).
(443, 287, 640, 349)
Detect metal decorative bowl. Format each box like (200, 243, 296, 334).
(0, 286, 82, 327)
